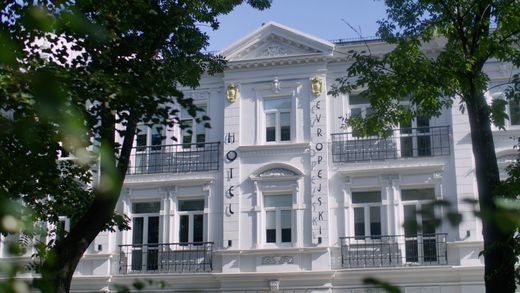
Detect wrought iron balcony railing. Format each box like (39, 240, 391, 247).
(331, 126, 450, 163)
(340, 234, 448, 268)
(118, 242, 214, 274)
(127, 142, 220, 175)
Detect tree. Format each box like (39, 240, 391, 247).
(0, 1, 271, 292)
(331, 1, 520, 292)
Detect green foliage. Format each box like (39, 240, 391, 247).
(331, 0, 520, 133)
(1, 0, 271, 292)
(332, 1, 520, 292)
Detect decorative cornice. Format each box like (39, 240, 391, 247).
(226, 53, 326, 70)
(124, 172, 217, 187)
(335, 158, 446, 177)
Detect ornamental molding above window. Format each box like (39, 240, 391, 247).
(259, 168, 297, 178)
(250, 164, 303, 183)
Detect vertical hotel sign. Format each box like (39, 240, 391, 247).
(309, 76, 329, 245)
(223, 84, 240, 249)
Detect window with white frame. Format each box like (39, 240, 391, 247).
(178, 199, 205, 243)
(131, 201, 161, 271)
(264, 193, 292, 244)
(488, 83, 520, 127)
(264, 97, 291, 142)
(134, 124, 164, 174)
(400, 115, 431, 157)
(401, 188, 437, 262)
(351, 191, 382, 239)
(136, 124, 163, 151)
(348, 95, 372, 137)
(180, 105, 207, 148)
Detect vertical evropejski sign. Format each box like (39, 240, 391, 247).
(309, 76, 329, 245)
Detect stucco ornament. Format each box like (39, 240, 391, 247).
(226, 84, 239, 103)
(310, 76, 323, 97)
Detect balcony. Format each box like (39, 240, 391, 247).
(118, 242, 214, 274)
(340, 234, 448, 268)
(331, 126, 450, 163)
(127, 142, 220, 175)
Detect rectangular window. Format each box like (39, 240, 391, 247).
(131, 202, 160, 271)
(134, 125, 163, 173)
(509, 100, 520, 125)
(264, 97, 291, 142)
(264, 194, 292, 244)
(400, 116, 431, 157)
(351, 191, 382, 239)
(181, 105, 207, 148)
(402, 188, 437, 263)
(178, 199, 205, 243)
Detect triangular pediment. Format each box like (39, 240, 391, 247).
(219, 21, 334, 62)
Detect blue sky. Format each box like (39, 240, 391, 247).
(203, 0, 388, 52)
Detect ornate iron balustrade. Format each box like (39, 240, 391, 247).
(118, 242, 214, 274)
(340, 234, 448, 268)
(127, 142, 220, 174)
(331, 126, 450, 163)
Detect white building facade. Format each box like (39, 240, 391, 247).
(4, 22, 520, 293)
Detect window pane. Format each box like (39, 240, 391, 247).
(401, 189, 435, 201)
(404, 205, 417, 237)
(417, 116, 430, 133)
(193, 214, 204, 243)
(281, 210, 291, 242)
(132, 202, 161, 214)
(417, 136, 432, 156)
(266, 211, 276, 243)
(196, 122, 206, 144)
(178, 199, 204, 211)
(281, 228, 291, 243)
(349, 95, 369, 105)
(265, 194, 292, 207)
(151, 126, 162, 148)
(147, 216, 159, 245)
(352, 191, 381, 204)
(179, 215, 189, 243)
(281, 210, 291, 228)
(264, 97, 291, 110)
(400, 119, 412, 134)
(510, 100, 520, 125)
(370, 206, 381, 237)
(280, 112, 290, 141)
(354, 208, 365, 239)
(136, 126, 147, 152)
(132, 218, 144, 245)
(266, 211, 275, 229)
(181, 120, 193, 147)
(400, 136, 413, 157)
(421, 204, 436, 234)
(266, 113, 276, 142)
(350, 108, 362, 118)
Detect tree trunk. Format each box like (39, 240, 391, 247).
(34, 109, 137, 293)
(466, 91, 516, 292)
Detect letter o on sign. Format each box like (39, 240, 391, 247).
(226, 150, 238, 162)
